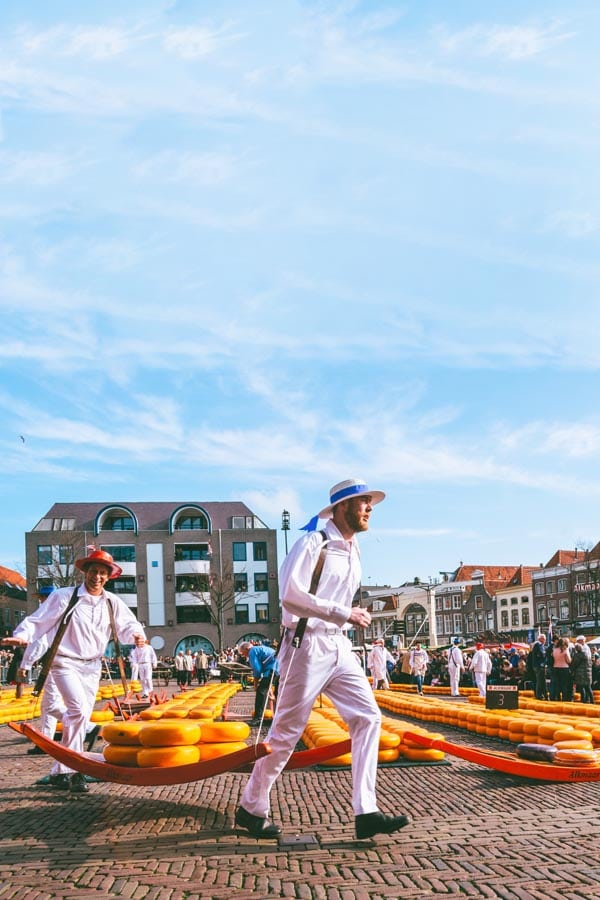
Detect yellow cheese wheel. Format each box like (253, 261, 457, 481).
(378, 731, 401, 750)
(188, 708, 217, 719)
(538, 722, 570, 739)
(554, 728, 592, 743)
(554, 748, 600, 766)
(139, 708, 164, 720)
(553, 740, 594, 751)
(137, 745, 201, 767)
(103, 744, 140, 766)
(198, 721, 250, 743)
(159, 707, 189, 719)
(402, 747, 445, 762)
(90, 709, 115, 723)
(101, 721, 146, 745)
(319, 753, 353, 767)
(197, 741, 248, 760)
(139, 721, 201, 747)
(377, 748, 400, 763)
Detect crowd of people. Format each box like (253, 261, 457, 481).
(367, 635, 600, 702)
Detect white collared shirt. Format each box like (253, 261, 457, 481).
(14, 585, 144, 659)
(280, 519, 361, 629)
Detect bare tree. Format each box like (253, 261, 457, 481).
(189, 561, 256, 651)
(35, 535, 89, 592)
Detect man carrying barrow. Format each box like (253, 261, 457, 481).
(1, 549, 145, 793)
(235, 478, 411, 840)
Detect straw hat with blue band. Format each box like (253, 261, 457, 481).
(300, 478, 386, 532)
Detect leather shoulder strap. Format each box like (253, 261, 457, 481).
(33, 586, 80, 696)
(292, 530, 328, 649)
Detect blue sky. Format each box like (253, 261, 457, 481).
(1, 1, 599, 586)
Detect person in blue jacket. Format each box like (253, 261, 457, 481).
(238, 641, 279, 726)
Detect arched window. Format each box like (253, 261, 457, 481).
(96, 506, 138, 534)
(170, 505, 211, 532)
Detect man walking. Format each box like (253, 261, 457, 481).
(447, 638, 465, 697)
(469, 643, 492, 698)
(2, 549, 145, 793)
(235, 478, 410, 841)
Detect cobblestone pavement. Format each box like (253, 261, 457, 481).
(2, 690, 600, 899)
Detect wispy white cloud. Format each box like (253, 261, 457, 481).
(131, 149, 247, 185)
(542, 210, 600, 239)
(0, 150, 81, 185)
(498, 421, 600, 459)
(163, 24, 242, 60)
(20, 25, 134, 59)
(435, 21, 575, 61)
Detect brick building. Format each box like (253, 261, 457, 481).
(24, 501, 280, 656)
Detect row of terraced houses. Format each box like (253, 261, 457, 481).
(1, 497, 599, 652)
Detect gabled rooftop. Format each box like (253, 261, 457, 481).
(31, 500, 266, 534)
(0, 565, 26, 590)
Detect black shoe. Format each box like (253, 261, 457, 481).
(235, 805, 281, 838)
(47, 774, 70, 789)
(355, 811, 411, 840)
(27, 745, 45, 755)
(248, 719, 261, 727)
(84, 725, 101, 752)
(70, 772, 89, 794)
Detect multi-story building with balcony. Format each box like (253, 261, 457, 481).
(361, 581, 437, 648)
(0, 565, 27, 638)
(24, 501, 280, 657)
(493, 565, 540, 642)
(531, 549, 581, 636)
(435, 564, 529, 644)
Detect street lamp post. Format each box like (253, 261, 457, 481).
(281, 510, 290, 555)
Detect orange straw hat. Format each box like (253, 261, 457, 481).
(75, 548, 122, 579)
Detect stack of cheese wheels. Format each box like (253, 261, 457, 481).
(101, 719, 250, 767)
(196, 721, 250, 760)
(553, 726, 599, 765)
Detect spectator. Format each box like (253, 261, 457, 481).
(551, 637, 572, 702)
(408, 641, 429, 696)
(174, 651, 187, 689)
(195, 649, 209, 684)
(571, 636, 594, 704)
(529, 635, 548, 699)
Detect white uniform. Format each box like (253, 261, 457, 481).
(21, 637, 66, 739)
(447, 644, 465, 697)
(241, 519, 381, 818)
(14, 584, 144, 775)
(469, 648, 492, 698)
(129, 643, 158, 696)
(367, 644, 391, 690)
(129, 654, 140, 683)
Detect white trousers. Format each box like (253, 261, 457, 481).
(473, 671, 487, 698)
(448, 665, 461, 696)
(49, 657, 101, 775)
(40, 673, 67, 739)
(138, 662, 154, 695)
(240, 630, 382, 818)
(130, 662, 140, 682)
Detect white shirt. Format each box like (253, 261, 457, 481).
(130, 643, 158, 667)
(280, 519, 361, 629)
(409, 647, 430, 675)
(469, 648, 492, 674)
(14, 585, 144, 660)
(448, 645, 464, 669)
